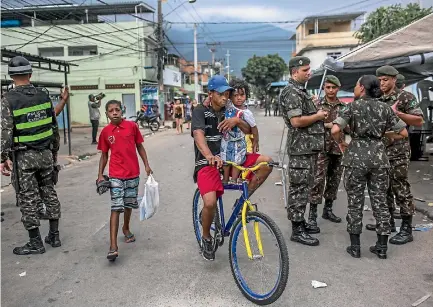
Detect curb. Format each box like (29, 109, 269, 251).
(415, 205, 433, 221)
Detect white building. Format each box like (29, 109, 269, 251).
(1, 2, 159, 124)
(290, 12, 365, 71)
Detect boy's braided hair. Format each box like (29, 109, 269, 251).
(229, 78, 250, 99)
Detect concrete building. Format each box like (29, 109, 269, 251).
(1, 1, 158, 125)
(290, 12, 365, 70)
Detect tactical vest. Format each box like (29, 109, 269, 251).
(5, 86, 55, 150)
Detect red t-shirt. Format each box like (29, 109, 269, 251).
(97, 120, 144, 179)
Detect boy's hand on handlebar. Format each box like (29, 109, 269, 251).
(205, 155, 223, 169)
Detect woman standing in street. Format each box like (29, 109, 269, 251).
(331, 75, 408, 260)
(173, 99, 184, 134)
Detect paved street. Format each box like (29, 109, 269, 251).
(1, 110, 433, 307)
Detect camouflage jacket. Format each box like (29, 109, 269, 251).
(280, 78, 324, 156)
(380, 89, 424, 160)
(316, 97, 345, 155)
(1, 87, 60, 163)
(333, 97, 406, 169)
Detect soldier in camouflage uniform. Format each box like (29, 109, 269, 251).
(280, 56, 326, 246)
(364, 66, 424, 246)
(0, 56, 62, 255)
(264, 96, 271, 116)
(332, 75, 408, 259)
(308, 75, 346, 231)
(396, 74, 406, 90)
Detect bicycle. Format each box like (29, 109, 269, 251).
(192, 161, 289, 305)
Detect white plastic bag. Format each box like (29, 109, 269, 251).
(139, 174, 159, 221)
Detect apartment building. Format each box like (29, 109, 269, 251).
(290, 12, 365, 70)
(1, 1, 158, 124)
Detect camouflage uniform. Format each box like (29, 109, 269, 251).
(310, 97, 345, 205)
(333, 98, 406, 235)
(1, 86, 61, 231)
(280, 79, 324, 222)
(380, 89, 423, 218)
(264, 97, 271, 116)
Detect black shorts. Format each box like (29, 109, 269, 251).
(174, 113, 182, 119)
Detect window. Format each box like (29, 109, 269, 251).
(68, 45, 98, 56)
(308, 28, 330, 35)
(327, 52, 342, 59)
(38, 47, 64, 57)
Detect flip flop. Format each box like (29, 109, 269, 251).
(124, 232, 136, 243)
(107, 249, 118, 261)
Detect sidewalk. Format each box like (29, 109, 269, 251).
(409, 157, 433, 220)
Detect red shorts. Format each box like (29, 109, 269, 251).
(196, 153, 260, 197)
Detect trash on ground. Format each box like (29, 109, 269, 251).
(16, 262, 19, 264)
(428, 203, 433, 207)
(363, 205, 371, 211)
(64, 290, 73, 294)
(414, 223, 433, 232)
(311, 280, 327, 289)
(77, 155, 89, 161)
(416, 170, 420, 172)
(423, 178, 430, 181)
(411, 293, 431, 306)
(19, 271, 26, 277)
(415, 197, 426, 202)
(0, 189, 4, 193)
(275, 182, 283, 186)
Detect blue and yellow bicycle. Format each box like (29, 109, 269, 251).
(192, 161, 289, 305)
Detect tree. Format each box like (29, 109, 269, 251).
(355, 3, 432, 43)
(241, 54, 287, 99)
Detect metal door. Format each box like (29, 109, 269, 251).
(122, 94, 136, 120)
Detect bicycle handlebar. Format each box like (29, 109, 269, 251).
(223, 161, 283, 172)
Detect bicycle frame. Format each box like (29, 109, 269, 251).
(217, 179, 264, 260)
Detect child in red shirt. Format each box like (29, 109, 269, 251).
(97, 100, 152, 261)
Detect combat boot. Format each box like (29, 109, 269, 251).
(290, 221, 319, 246)
(13, 228, 45, 255)
(305, 204, 320, 234)
(366, 217, 396, 232)
(45, 219, 61, 247)
(389, 216, 413, 245)
(322, 199, 342, 223)
(369, 234, 388, 259)
(346, 234, 361, 258)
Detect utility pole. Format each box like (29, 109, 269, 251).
(226, 49, 230, 80)
(194, 23, 199, 101)
(157, 0, 165, 121)
(206, 42, 220, 77)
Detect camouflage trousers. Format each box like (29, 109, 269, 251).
(387, 157, 414, 217)
(12, 149, 61, 230)
(344, 167, 391, 235)
(310, 152, 343, 204)
(287, 154, 317, 222)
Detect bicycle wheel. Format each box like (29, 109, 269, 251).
(229, 211, 289, 305)
(192, 188, 221, 250)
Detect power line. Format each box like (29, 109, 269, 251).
(164, 33, 188, 61)
(168, 21, 301, 25)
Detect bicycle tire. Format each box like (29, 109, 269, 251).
(229, 211, 289, 305)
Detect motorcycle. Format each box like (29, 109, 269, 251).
(130, 110, 160, 132)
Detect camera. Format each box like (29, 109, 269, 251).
(95, 92, 106, 100)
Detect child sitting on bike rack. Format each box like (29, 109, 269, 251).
(221, 80, 259, 184)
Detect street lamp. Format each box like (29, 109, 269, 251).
(165, 0, 196, 18)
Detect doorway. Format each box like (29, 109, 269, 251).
(122, 94, 136, 120)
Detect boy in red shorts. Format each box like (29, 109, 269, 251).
(97, 100, 152, 261)
(192, 76, 273, 261)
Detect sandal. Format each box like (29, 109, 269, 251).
(124, 232, 136, 243)
(107, 249, 118, 261)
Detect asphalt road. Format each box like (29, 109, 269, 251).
(1, 110, 433, 307)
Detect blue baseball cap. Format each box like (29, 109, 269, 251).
(208, 75, 232, 93)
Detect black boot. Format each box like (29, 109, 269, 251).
(13, 228, 45, 255)
(366, 217, 396, 232)
(389, 216, 413, 245)
(45, 219, 61, 247)
(305, 204, 320, 234)
(369, 234, 388, 259)
(346, 234, 361, 258)
(290, 221, 320, 246)
(322, 200, 342, 223)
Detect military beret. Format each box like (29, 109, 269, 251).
(289, 56, 310, 68)
(376, 65, 399, 77)
(324, 75, 341, 87)
(396, 74, 405, 81)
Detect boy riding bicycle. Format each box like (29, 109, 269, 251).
(191, 76, 273, 261)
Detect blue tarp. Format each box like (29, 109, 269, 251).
(270, 81, 288, 87)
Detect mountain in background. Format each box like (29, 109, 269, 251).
(165, 23, 295, 77)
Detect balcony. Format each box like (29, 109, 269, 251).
(296, 31, 360, 53)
